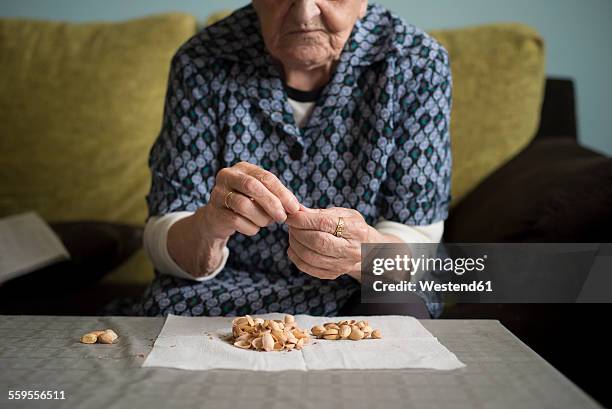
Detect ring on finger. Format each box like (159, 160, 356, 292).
(334, 217, 345, 238)
(224, 190, 235, 210)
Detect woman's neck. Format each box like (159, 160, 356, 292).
(280, 60, 338, 92)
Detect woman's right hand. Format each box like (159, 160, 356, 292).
(167, 162, 301, 278)
(199, 161, 301, 240)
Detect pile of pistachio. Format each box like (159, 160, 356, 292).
(231, 315, 382, 352)
(311, 319, 381, 341)
(232, 314, 310, 352)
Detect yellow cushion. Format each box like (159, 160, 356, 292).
(204, 11, 232, 27)
(0, 14, 197, 224)
(101, 248, 154, 286)
(431, 24, 546, 205)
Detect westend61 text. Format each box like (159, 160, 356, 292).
(372, 280, 494, 293)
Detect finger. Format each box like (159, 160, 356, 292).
(221, 208, 261, 237)
(219, 168, 287, 222)
(288, 227, 342, 253)
(287, 247, 341, 280)
(223, 190, 274, 228)
(291, 226, 363, 263)
(299, 204, 320, 213)
(288, 231, 341, 271)
(285, 208, 338, 233)
(239, 163, 301, 214)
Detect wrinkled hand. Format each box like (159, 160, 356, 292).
(285, 206, 371, 282)
(202, 161, 301, 240)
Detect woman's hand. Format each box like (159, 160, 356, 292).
(285, 206, 374, 282)
(168, 162, 300, 277)
(200, 161, 301, 240)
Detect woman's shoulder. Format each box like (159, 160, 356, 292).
(169, 4, 266, 72)
(361, 4, 449, 69)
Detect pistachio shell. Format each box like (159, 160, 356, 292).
(322, 328, 339, 336)
(311, 325, 326, 337)
(251, 337, 263, 350)
(98, 329, 118, 344)
(371, 329, 382, 339)
(339, 325, 351, 339)
(262, 332, 274, 352)
(234, 340, 252, 349)
(292, 329, 309, 339)
(361, 325, 373, 335)
(232, 317, 248, 326)
(272, 329, 286, 344)
(323, 334, 341, 340)
(235, 333, 253, 343)
(80, 333, 98, 344)
(231, 314, 310, 352)
(325, 323, 340, 330)
(349, 327, 365, 341)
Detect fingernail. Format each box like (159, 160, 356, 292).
(275, 210, 287, 221)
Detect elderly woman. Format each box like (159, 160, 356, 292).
(139, 0, 452, 318)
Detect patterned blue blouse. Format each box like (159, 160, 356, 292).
(137, 3, 452, 318)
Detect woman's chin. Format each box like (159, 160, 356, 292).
(281, 48, 335, 70)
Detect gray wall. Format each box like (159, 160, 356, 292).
(1, 0, 610, 155)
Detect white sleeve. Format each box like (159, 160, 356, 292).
(143, 211, 229, 282)
(374, 218, 444, 244)
(374, 218, 444, 283)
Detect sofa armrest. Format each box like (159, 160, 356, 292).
(0, 222, 144, 314)
(445, 139, 612, 242)
(535, 78, 578, 140)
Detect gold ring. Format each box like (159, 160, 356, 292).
(334, 217, 345, 238)
(224, 191, 235, 210)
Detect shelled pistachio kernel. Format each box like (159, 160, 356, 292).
(231, 314, 310, 352)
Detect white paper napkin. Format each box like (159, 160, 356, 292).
(142, 314, 465, 371)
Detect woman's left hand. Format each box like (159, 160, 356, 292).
(285, 206, 371, 282)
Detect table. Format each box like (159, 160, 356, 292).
(0, 316, 602, 409)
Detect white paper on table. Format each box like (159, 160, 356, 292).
(142, 314, 466, 371)
(0, 212, 70, 285)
